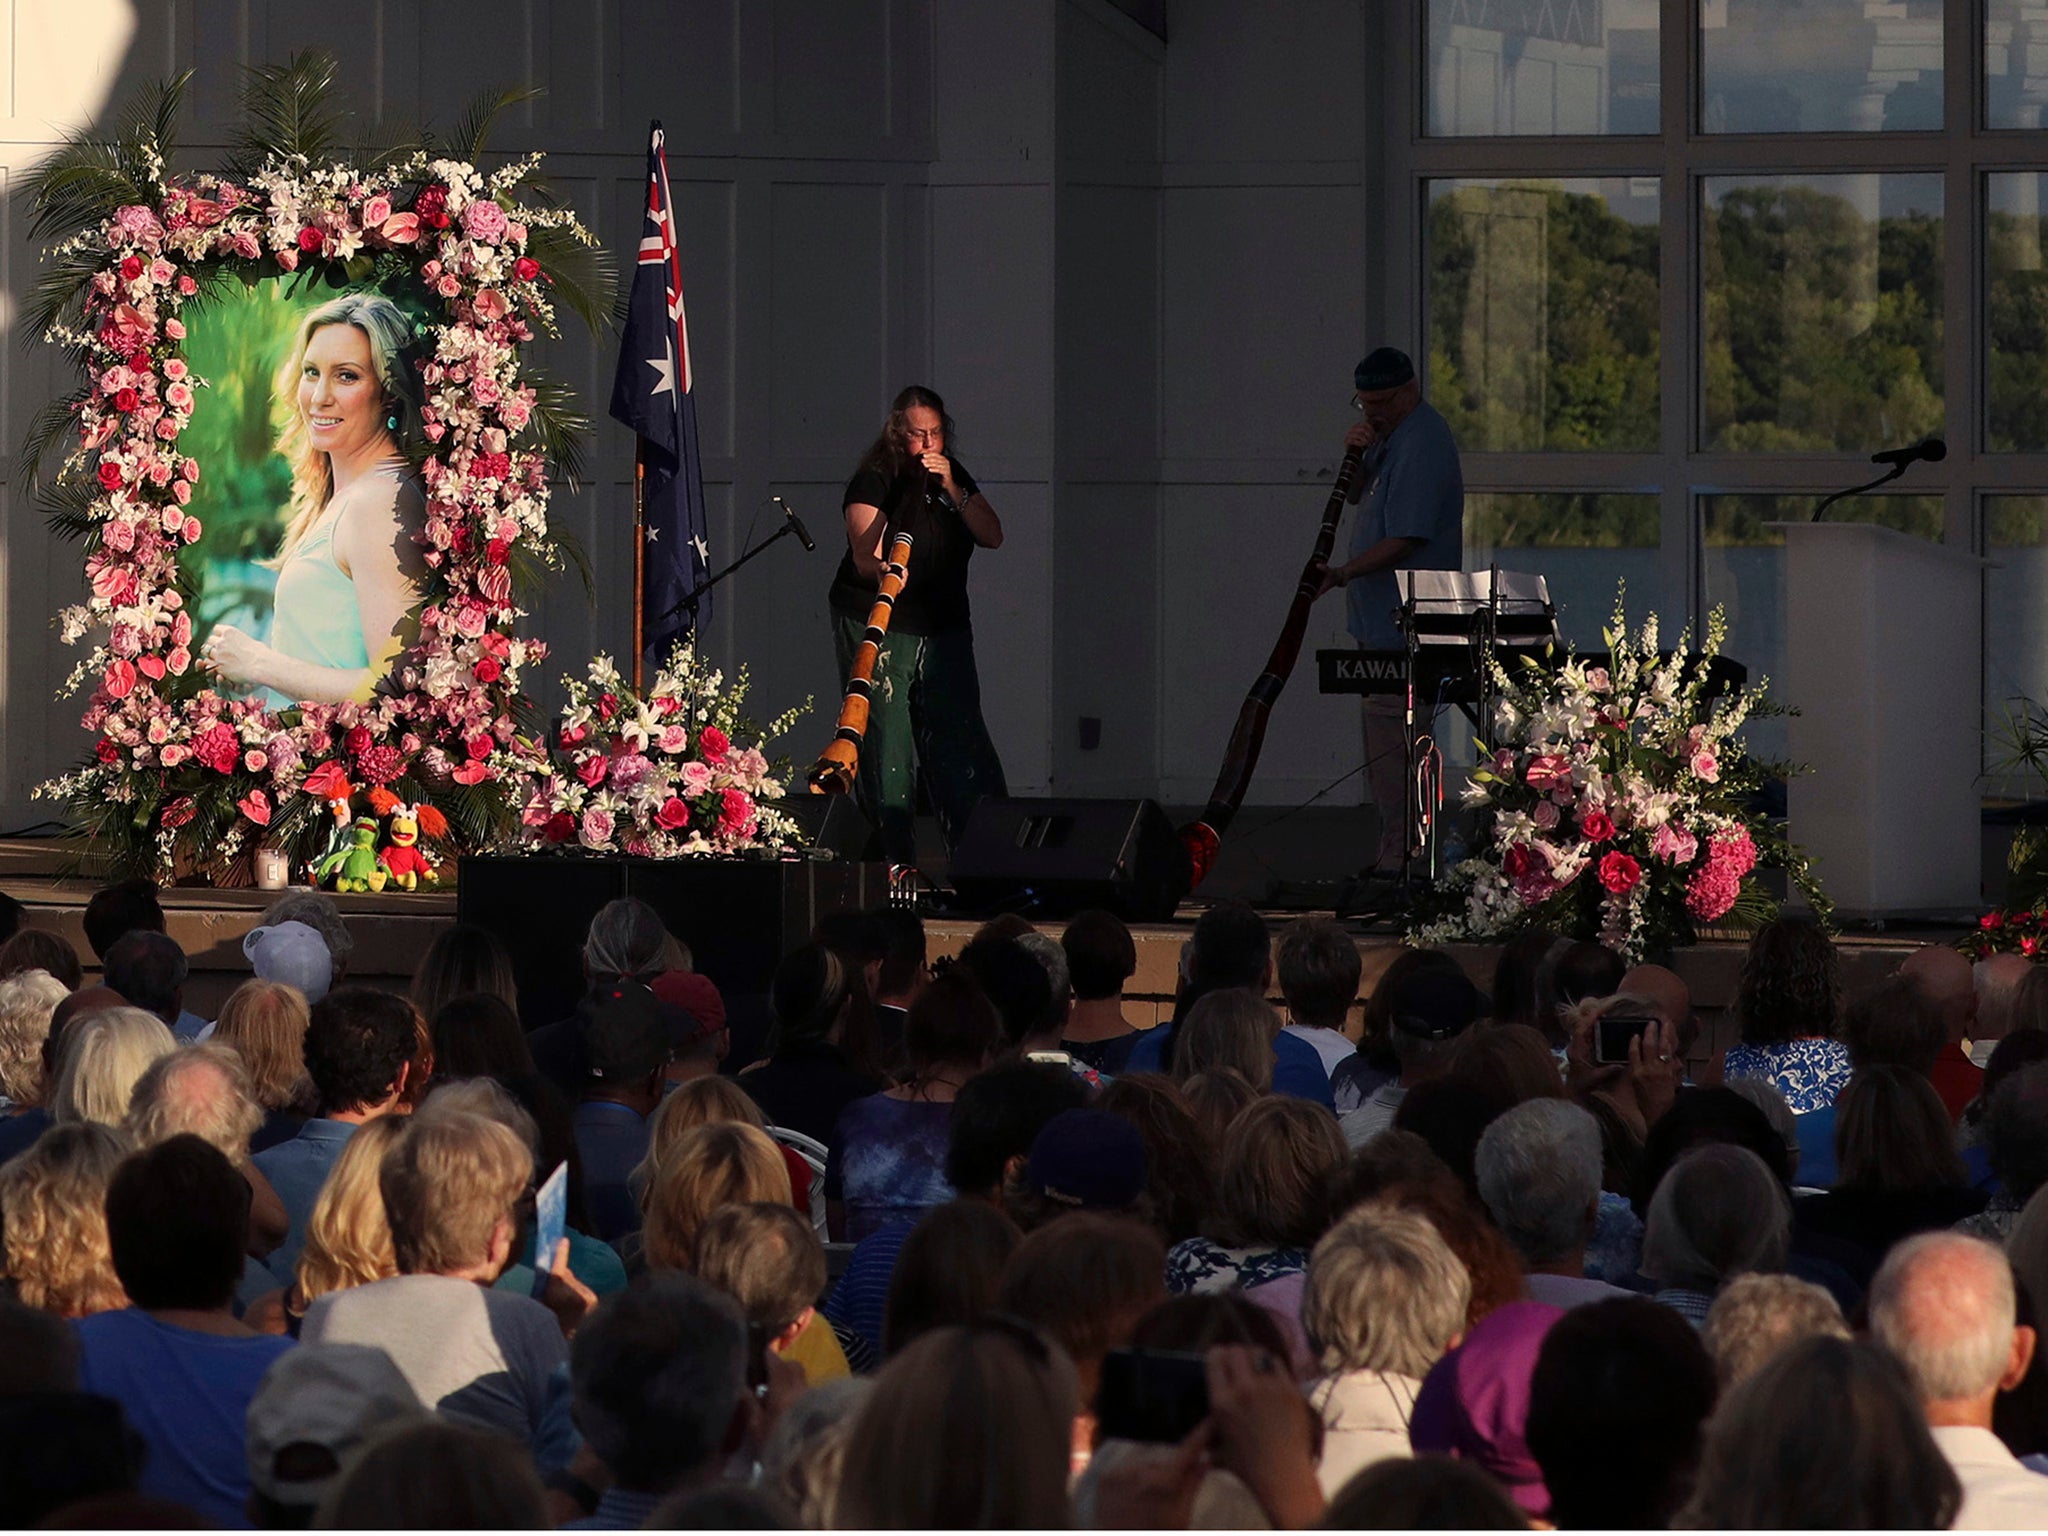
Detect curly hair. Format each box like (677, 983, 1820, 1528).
(0, 969, 68, 1107)
(0, 1121, 131, 1316)
(1736, 916, 1840, 1047)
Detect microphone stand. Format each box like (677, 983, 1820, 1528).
(1811, 461, 1908, 522)
(648, 519, 807, 633)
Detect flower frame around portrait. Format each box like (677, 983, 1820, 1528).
(25, 67, 613, 884)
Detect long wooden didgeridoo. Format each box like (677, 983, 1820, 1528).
(809, 525, 915, 797)
(1180, 443, 1369, 887)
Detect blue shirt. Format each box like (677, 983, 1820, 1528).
(565, 1487, 666, 1530)
(1722, 1037, 1853, 1116)
(571, 1100, 650, 1243)
(1122, 1026, 1334, 1110)
(75, 1309, 295, 1528)
(824, 1095, 954, 1242)
(1343, 399, 1465, 648)
(823, 1218, 916, 1358)
(252, 1118, 359, 1276)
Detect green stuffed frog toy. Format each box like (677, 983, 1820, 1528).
(317, 816, 389, 893)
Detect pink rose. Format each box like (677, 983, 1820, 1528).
(164, 318, 185, 340)
(1532, 799, 1561, 830)
(435, 274, 460, 298)
(461, 199, 509, 243)
(158, 743, 190, 768)
(148, 258, 175, 286)
(1691, 751, 1719, 783)
(233, 231, 262, 259)
(166, 646, 191, 676)
(679, 760, 715, 796)
(1597, 851, 1643, 896)
(164, 382, 193, 412)
(578, 807, 615, 849)
(1651, 822, 1698, 866)
(243, 750, 268, 774)
(575, 752, 608, 787)
(361, 194, 392, 228)
(657, 725, 688, 754)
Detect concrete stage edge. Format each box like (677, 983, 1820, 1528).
(0, 839, 1936, 1067)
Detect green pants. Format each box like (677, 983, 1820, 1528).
(831, 614, 1008, 864)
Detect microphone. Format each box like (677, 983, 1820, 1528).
(1871, 437, 1946, 467)
(772, 496, 816, 553)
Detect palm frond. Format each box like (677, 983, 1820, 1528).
(441, 86, 541, 165)
(115, 71, 192, 179)
(523, 221, 618, 338)
(22, 147, 143, 240)
(229, 53, 346, 177)
(24, 242, 118, 341)
(20, 392, 86, 488)
(525, 371, 593, 489)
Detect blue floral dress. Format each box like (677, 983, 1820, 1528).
(1722, 1036, 1853, 1115)
(1165, 1237, 1309, 1295)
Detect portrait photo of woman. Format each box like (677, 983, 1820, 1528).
(200, 291, 427, 706)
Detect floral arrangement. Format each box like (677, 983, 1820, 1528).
(23, 61, 613, 882)
(502, 648, 808, 858)
(1961, 906, 2048, 961)
(1410, 591, 1827, 964)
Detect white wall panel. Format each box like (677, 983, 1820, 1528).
(966, 481, 1053, 793)
(1160, 0, 1366, 165)
(768, 183, 891, 461)
(931, 183, 1053, 463)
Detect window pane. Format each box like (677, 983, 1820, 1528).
(1426, 178, 1660, 452)
(1702, 494, 1942, 758)
(1988, 497, 2048, 775)
(1987, 1, 2048, 129)
(1464, 493, 1662, 648)
(1701, 0, 1942, 133)
(1701, 176, 1943, 453)
(1426, 0, 1659, 136)
(1988, 174, 2048, 451)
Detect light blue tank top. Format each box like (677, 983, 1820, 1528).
(268, 508, 369, 674)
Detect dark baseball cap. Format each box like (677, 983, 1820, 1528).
(585, 981, 672, 1082)
(1024, 1108, 1148, 1211)
(1387, 965, 1487, 1042)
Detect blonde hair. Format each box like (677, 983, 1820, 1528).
(123, 1043, 264, 1159)
(296, 1113, 405, 1303)
(1304, 1202, 1470, 1378)
(0, 969, 68, 1107)
(379, 1110, 532, 1276)
(0, 1121, 131, 1316)
(634, 1076, 768, 1207)
(210, 980, 310, 1112)
(271, 291, 422, 562)
(642, 1121, 791, 1272)
(51, 1007, 177, 1128)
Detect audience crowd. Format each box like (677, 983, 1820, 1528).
(3, 879, 2048, 1528)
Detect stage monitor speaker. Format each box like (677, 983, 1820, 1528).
(947, 797, 1191, 922)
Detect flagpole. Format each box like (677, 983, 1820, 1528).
(632, 444, 646, 693)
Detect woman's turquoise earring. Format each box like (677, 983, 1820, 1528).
(385, 411, 399, 431)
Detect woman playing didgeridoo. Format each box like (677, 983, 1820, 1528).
(203, 292, 427, 705)
(828, 385, 1008, 864)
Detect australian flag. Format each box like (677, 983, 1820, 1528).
(610, 122, 709, 658)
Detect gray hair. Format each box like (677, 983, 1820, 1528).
(759, 1376, 874, 1529)
(1703, 1272, 1850, 1389)
(1015, 933, 1073, 1020)
(570, 1273, 747, 1489)
(123, 1043, 264, 1160)
(260, 892, 354, 976)
(1474, 1099, 1603, 1266)
(583, 898, 669, 982)
(0, 969, 67, 1107)
(1640, 1144, 1789, 1291)
(417, 1076, 540, 1161)
(1869, 1231, 2017, 1404)
(1303, 1202, 1470, 1378)
(50, 1007, 177, 1128)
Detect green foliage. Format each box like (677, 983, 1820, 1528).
(1428, 183, 1660, 453)
(1702, 183, 1942, 451)
(226, 54, 348, 179)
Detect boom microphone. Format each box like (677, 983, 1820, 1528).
(773, 496, 817, 553)
(1871, 437, 1946, 468)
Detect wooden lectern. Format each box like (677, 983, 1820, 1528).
(1771, 521, 1983, 920)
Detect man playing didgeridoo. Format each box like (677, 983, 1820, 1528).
(1310, 347, 1465, 880)
(827, 385, 1008, 865)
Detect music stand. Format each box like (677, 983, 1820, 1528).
(1380, 568, 1557, 894)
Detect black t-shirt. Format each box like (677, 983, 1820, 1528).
(827, 455, 981, 635)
